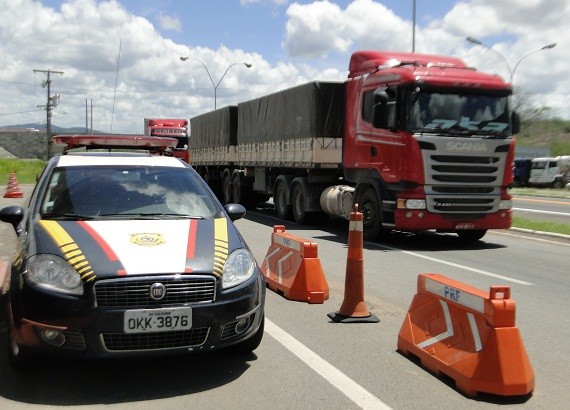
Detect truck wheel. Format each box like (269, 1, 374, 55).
(360, 188, 383, 241)
(232, 173, 255, 208)
(222, 173, 233, 204)
(274, 181, 292, 221)
(552, 180, 564, 189)
(291, 184, 308, 224)
(456, 229, 487, 241)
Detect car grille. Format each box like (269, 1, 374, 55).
(94, 275, 216, 308)
(101, 328, 210, 351)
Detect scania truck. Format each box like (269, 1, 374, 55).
(189, 50, 518, 241)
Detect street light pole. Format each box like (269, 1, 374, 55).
(466, 36, 557, 82)
(180, 56, 252, 109)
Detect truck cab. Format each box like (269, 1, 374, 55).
(529, 156, 570, 188)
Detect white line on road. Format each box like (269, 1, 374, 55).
(369, 242, 533, 286)
(265, 319, 392, 410)
(513, 207, 570, 216)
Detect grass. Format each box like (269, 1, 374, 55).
(509, 187, 570, 199)
(512, 217, 570, 236)
(0, 158, 46, 184)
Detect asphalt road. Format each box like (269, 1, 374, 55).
(0, 186, 569, 409)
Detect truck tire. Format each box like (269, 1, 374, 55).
(291, 183, 308, 224)
(360, 188, 384, 241)
(222, 172, 233, 204)
(274, 180, 292, 221)
(232, 173, 255, 209)
(552, 180, 564, 189)
(456, 229, 487, 241)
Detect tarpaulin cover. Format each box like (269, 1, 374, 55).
(237, 81, 346, 144)
(189, 106, 238, 148)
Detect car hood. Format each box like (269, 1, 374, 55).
(33, 218, 245, 280)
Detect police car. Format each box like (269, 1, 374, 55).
(0, 135, 265, 368)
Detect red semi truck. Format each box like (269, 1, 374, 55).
(189, 50, 518, 241)
(144, 118, 190, 162)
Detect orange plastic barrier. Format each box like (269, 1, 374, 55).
(4, 171, 24, 198)
(328, 204, 379, 323)
(260, 225, 329, 304)
(398, 273, 534, 397)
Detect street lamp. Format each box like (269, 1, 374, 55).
(466, 36, 557, 82)
(180, 56, 252, 109)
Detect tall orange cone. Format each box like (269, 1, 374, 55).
(328, 204, 379, 323)
(4, 171, 24, 198)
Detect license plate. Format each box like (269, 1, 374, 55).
(124, 307, 192, 334)
(455, 223, 475, 230)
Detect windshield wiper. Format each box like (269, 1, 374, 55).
(117, 213, 205, 219)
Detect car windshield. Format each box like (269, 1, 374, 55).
(412, 91, 510, 137)
(41, 165, 220, 219)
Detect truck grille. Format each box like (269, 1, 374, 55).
(419, 136, 511, 215)
(94, 275, 216, 308)
(101, 328, 209, 351)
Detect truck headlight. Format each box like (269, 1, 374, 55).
(222, 249, 256, 289)
(26, 254, 84, 295)
(397, 199, 426, 210)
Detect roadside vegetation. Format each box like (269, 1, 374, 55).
(0, 158, 46, 184)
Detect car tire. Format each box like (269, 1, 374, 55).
(7, 330, 37, 370)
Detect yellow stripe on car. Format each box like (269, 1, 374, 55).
(39, 220, 96, 282)
(213, 217, 229, 277)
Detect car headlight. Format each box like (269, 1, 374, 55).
(222, 248, 256, 289)
(26, 254, 84, 295)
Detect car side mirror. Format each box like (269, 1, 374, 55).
(0, 206, 25, 236)
(224, 203, 246, 221)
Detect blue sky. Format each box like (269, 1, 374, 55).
(0, 0, 566, 132)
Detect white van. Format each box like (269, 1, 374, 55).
(528, 155, 570, 188)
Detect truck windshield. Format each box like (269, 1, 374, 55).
(412, 91, 511, 137)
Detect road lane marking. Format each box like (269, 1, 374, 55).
(369, 243, 533, 286)
(513, 207, 570, 216)
(265, 319, 392, 410)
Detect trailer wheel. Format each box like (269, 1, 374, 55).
(274, 180, 292, 221)
(456, 229, 487, 241)
(291, 183, 308, 224)
(222, 172, 233, 204)
(232, 173, 254, 208)
(360, 188, 383, 241)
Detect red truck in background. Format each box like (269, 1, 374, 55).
(143, 118, 190, 162)
(189, 50, 519, 242)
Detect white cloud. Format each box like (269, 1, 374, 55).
(0, 0, 567, 134)
(157, 12, 182, 32)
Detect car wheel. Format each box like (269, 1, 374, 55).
(228, 315, 264, 354)
(7, 329, 37, 370)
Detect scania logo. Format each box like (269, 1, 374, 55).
(446, 141, 488, 152)
(149, 283, 166, 300)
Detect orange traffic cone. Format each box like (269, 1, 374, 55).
(328, 204, 379, 323)
(4, 171, 24, 198)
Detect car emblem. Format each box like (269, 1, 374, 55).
(130, 233, 166, 247)
(149, 283, 167, 300)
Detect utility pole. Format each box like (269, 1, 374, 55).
(34, 69, 63, 158)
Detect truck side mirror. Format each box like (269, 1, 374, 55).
(372, 91, 396, 130)
(511, 111, 521, 135)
